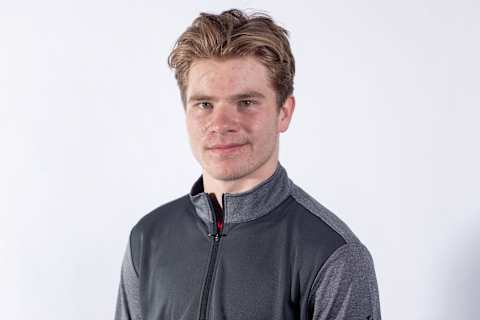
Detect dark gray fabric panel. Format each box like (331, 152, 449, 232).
(290, 183, 381, 319)
(290, 183, 359, 243)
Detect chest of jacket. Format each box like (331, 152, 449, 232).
(131, 196, 344, 320)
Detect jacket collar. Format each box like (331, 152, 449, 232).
(188, 162, 292, 224)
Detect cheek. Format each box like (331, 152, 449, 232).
(186, 120, 201, 146)
(186, 116, 202, 133)
(249, 118, 277, 143)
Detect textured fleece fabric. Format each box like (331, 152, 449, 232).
(114, 162, 382, 320)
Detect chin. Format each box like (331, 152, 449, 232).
(203, 159, 256, 182)
(198, 145, 275, 182)
(206, 165, 249, 181)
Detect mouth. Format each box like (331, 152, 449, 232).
(207, 143, 247, 154)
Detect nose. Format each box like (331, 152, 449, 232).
(208, 105, 238, 134)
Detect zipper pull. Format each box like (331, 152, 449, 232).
(207, 233, 227, 241)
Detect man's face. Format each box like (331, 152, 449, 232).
(184, 56, 294, 182)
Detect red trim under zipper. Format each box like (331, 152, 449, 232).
(209, 193, 224, 235)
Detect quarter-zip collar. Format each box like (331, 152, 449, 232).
(189, 161, 292, 224)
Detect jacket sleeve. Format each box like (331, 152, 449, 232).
(309, 242, 382, 320)
(114, 238, 143, 320)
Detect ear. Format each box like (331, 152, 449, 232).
(277, 96, 296, 133)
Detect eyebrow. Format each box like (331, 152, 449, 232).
(187, 91, 266, 104)
(229, 91, 266, 101)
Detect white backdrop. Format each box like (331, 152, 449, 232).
(1, 1, 479, 319)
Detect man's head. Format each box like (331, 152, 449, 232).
(168, 9, 295, 108)
(168, 9, 296, 183)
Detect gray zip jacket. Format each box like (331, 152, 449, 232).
(114, 162, 381, 320)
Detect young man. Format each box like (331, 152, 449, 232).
(115, 9, 381, 320)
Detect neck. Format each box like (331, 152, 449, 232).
(202, 157, 279, 208)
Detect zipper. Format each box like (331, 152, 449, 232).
(198, 194, 226, 320)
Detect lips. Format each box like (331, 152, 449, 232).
(206, 143, 247, 155)
(208, 143, 245, 150)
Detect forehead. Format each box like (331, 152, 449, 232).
(186, 56, 274, 98)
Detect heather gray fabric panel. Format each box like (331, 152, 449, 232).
(310, 242, 382, 320)
(115, 239, 142, 320)
(223, 163, 291, 223)
(188, 162, 291, 224)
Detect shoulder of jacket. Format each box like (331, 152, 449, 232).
(127, 194, 191, 273)
(307, 241, 379, 307)
(289, 181, 360, 244)
(131, 193, 190, 236)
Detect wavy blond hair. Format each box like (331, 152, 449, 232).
(167, 9, 295, 108)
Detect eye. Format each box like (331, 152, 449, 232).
(238, 100, 256, 108)
(197, 101, 213, 110)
